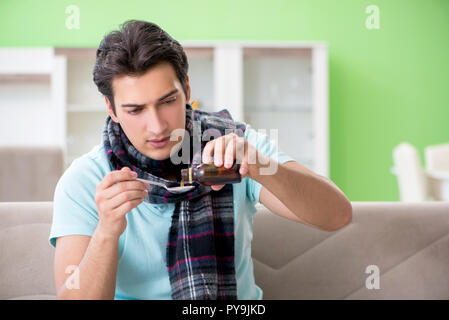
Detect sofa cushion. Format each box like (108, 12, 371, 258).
(0, 202, 55, 300)
(251, 202, 449, 299)
(2, 201, 449, 300)
(0, 146, 63, 201)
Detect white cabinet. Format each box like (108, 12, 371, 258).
(184, 47, 215, 112)
(0, 48, 66, 149)
(241, 45, 329, 176)
(0, 43, 328, 176)
(59, 49, 107, 165)
(183, 42, 329, 177)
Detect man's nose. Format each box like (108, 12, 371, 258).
(146, 108, 168, 135)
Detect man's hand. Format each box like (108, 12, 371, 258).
(201, 133, 267, 191)
(94, 167, 149, 239)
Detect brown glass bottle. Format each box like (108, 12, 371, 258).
(180, 162, 242, 186)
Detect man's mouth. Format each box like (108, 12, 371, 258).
(148, 136, 170, 143)
(147, 136, 170, 148)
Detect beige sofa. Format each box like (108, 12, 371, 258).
(0, 146, 63, 202)
(1, 201, 449, 300)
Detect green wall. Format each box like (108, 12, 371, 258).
(1, 0, 448, 201)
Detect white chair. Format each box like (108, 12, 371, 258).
(391, 143, 429, 202)
(425, 143, 449, 171)
(424, 143, 449, 201)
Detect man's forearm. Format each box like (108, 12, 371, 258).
(57, 227, 119, 300)
(251, 156, 352, 231)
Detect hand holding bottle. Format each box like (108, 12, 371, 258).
(201, 133, 264, 191)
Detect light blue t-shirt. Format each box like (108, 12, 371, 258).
(49, 123, 295, 300)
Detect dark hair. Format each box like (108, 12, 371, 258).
(93, 20, 189, 116)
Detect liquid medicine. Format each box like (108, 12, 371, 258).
(180, 162, 242, 186)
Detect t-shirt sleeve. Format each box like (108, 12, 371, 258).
(49, 157, 102, 247)
(244, 123, 296, 204)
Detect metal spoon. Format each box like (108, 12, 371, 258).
(136, 177, 195, 194)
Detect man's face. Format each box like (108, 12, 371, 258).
(107, 62, 190, 161)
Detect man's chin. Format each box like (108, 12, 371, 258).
(144, 150, 171, 161)
(137, 140, 183, 161)
(133, 143, 167, 160)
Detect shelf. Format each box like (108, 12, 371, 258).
(243, 47, 312, 58)
(244, 106, 312, 113)
(68, 104, 107, 112)
(54, 48, 96, 58)
(184, 47, 214, 59)
(0, 74, 51, 83)
(0, 48, 54, 74)
(243, 52, 312, 116)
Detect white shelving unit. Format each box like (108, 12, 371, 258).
(0, 42, 328, 176)
(184, 47, 215, 112)
(242, 45, 326, 175)
(183, 41, 329, 177)
(57, 48, 107, 165)
(0, 48, 66, 150)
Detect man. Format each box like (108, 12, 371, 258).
(49, 20, 352, 300)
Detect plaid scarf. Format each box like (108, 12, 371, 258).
(102, 103, 246, 299)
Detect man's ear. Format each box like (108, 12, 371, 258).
(105, 96, 119, 123)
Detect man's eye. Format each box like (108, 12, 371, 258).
(128, 109, 141, 114)
(163, 97, 177, 104)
